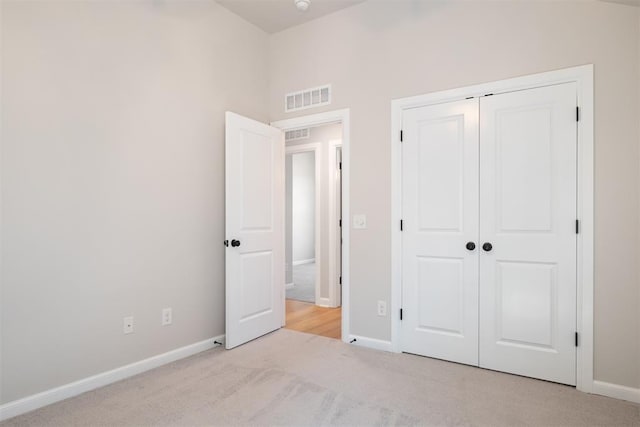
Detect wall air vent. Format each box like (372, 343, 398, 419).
(285, 128, 310, 142)
(285, 84, 331, 113)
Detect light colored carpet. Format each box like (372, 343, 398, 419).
(286, 262, 315, 303)
(3, 329, 639, 426)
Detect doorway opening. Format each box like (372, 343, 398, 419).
(279, 120, 345, 340)
(286, 148, 319, 304)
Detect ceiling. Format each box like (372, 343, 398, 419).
(601, 0, 640, 6)
(602, 0, 640, 7)
(216, 0, 367, 34)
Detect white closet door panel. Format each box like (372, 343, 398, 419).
(479, 83, 577, 385)
(401, 99, 479, 366)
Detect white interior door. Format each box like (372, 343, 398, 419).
(478, 83, 577, 385)
(225, 112, 284, 349)
(400, 98, 480, 366)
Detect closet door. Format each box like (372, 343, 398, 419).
(401, 98, 479, 366)
(478, 83, 577, 385)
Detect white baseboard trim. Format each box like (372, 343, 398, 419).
(285, 282, 295, 290)
(347, 334, 394, 352)
(292, 258, 315, 266)
(0, 335, 224, 422)
(316, 297, 331, 307)
(592, 380, 640, 403)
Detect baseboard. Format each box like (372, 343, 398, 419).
(346, 334, 393, 352)
(285, 282, 295, 290)
(292, 258, 315, 266)
(592, 380, 640, 403)
(317, 297, 331, 307)
(0, 335, 225, 422)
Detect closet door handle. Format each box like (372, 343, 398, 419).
(231, 239, 241, 247)
(482, 242, 493, 252)
(465, 242, 476, 251)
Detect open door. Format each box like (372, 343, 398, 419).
(225, 112, 284, 349)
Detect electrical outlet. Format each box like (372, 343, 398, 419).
(123, 316, 134, 334)
(162, 308, 172, 326)
(377, 300, 387, 316)
(353, 214, 367, 229)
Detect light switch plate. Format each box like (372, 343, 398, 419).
(353, 214, 367, 229)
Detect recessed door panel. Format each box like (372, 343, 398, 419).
(240, 251, 273, 321)
(496, 261, 556, 349)
(497, 108, 553, 232)
(241, 133, 273, 231)
(417, 117, 464, 232)
(417, 257, 464, 335)
(401, 98, 479, 366)
(479, 83, 577, 385)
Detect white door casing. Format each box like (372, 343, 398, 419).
(400, 98, 480, 366)
(225, 112, 284, 349)
(328, 141, 343, 307)
(478, 83, 577, 385)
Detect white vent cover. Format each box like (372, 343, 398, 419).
(285, 128, 310, 141)
(285, 84, 331, 113)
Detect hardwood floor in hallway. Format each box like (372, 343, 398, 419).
(284, 299, 341, 340)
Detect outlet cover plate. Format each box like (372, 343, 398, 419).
(123, 316, 134, 334)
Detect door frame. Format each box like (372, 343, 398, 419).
(390, 65, 594, 393)
(285, 142, 323, 306)
(272, 108, 351, 342)
(328, 140, 343, 308)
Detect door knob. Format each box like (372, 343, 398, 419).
(224, 240, 229, 247)
(231, 239, 241, 247)
(482, 242, 493, 252)
(465, 242, 476, 251)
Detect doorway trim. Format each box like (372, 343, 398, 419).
(390, 65, 594, 393)
(272, 108, 351, 342)
(328, 139, 343, 308)
(286, 143, 323, 306)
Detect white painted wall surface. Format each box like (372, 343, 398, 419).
(269, 0, 640, 389)
(292, 152, 316, 263)
(0, 0, 268, 404)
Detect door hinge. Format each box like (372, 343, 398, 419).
(400, 219, 404, 231)
(339, 219, 342, 227)
(400, 308, 403, 320)
(575, 219, 579, 234)
(339, 162, 342, 170)
(576, 106, 580, 122)
(339, 276, 342, 285)
(400, 130, 403, 142)
(575, 332, 579, 347)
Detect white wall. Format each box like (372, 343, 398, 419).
(291, 152, 316, 263)
(0, 0, 268, 404)
(269, 0, 640, 389)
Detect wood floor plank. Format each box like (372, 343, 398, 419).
(284, 299, 341, 340)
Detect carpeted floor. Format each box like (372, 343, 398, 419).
(286, 262, 316, 303)
(3, 329, 639, 426)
